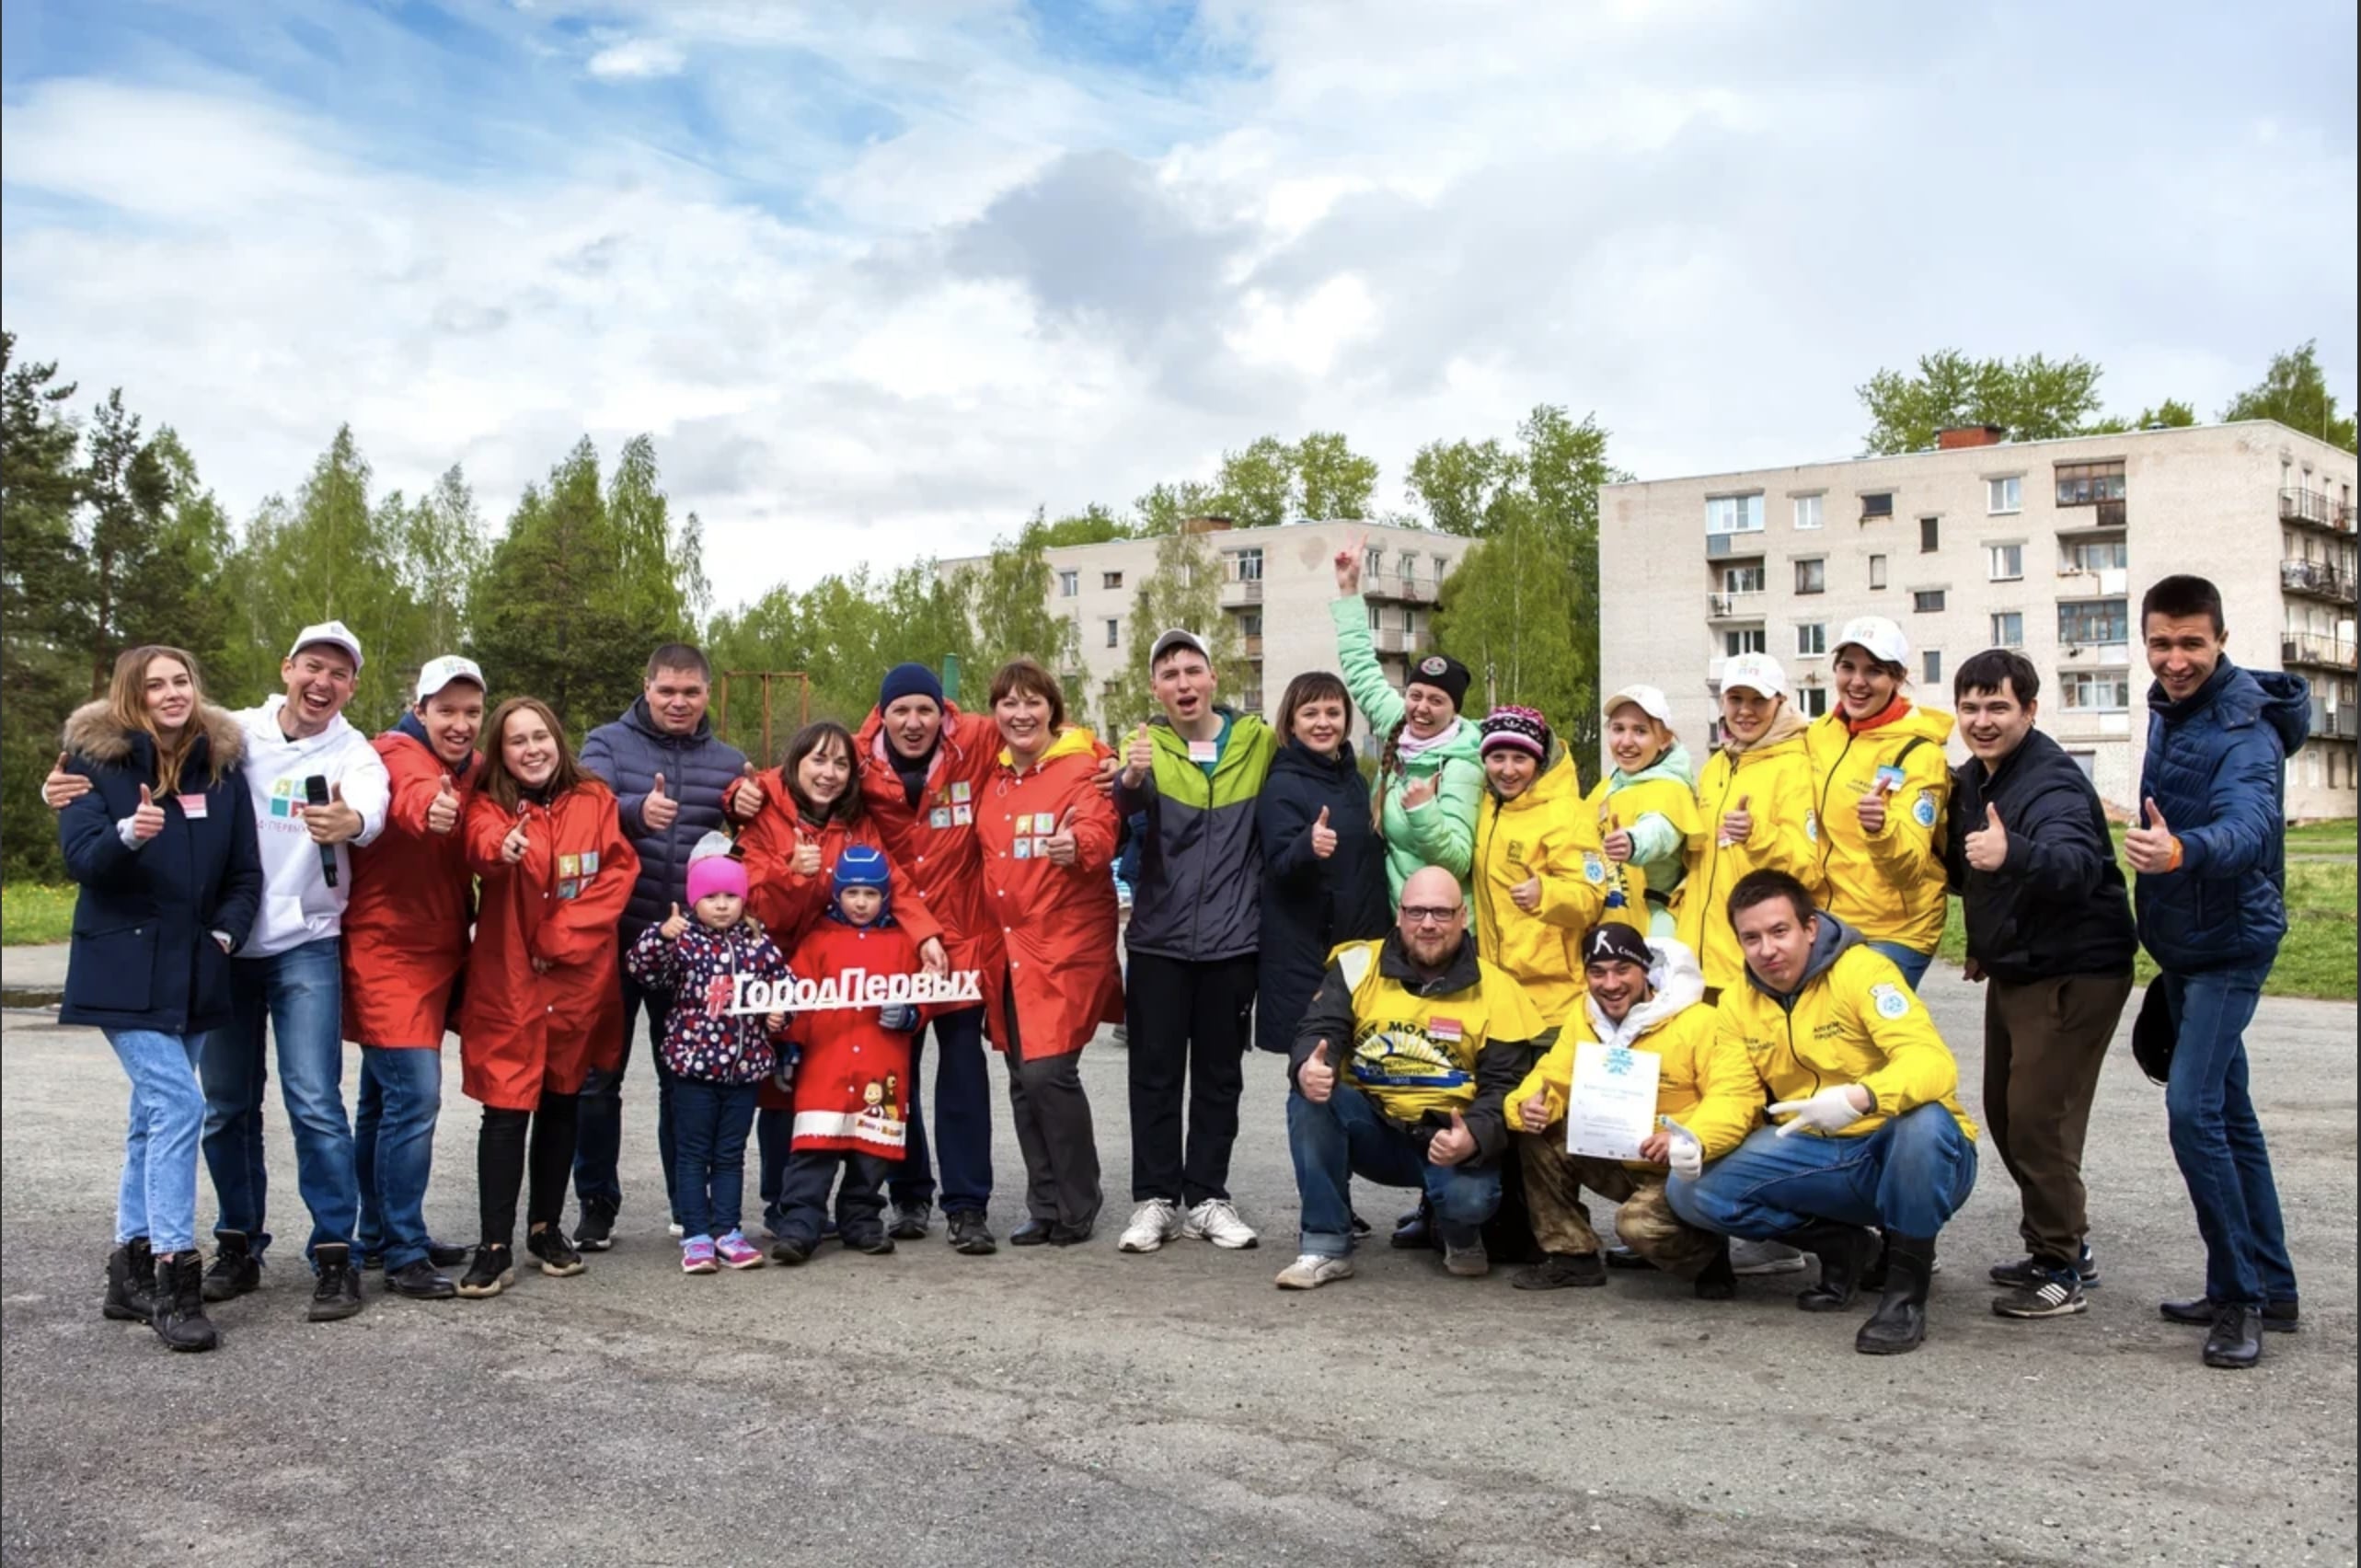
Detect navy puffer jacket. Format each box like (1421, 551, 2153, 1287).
(2135, 660, 2309, 973)
(580, 698, 747, 940)
(1253, 738, 1391, 1054)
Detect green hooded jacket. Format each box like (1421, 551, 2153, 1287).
(1330, 596, 1486, 908)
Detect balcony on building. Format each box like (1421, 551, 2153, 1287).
(2279, 488, 2356, 536)
(1373, 628, 1411, 655)
(2281, 559, 2359, 605)
(1707, 591, 1763, 621)
(2282, 631, 2359, 672)
(1217, 576, 1263, 608)
(1242, 633, 1263, 659)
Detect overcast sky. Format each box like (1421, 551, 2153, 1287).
(4, 0, 2354, 606)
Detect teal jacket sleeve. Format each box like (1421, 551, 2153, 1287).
(1400, 754, 1480, 879)
(1330, 596, 1404, 737)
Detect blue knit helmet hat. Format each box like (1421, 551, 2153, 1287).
(833, 843, 893, 912)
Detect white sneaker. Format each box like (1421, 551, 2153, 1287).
(1182, 1198, 1260, 1251)
(1274, 1253, 1353, 1290)
(1730, 1239, 1806, 1275)
(1117, 1199, 1184, 1253)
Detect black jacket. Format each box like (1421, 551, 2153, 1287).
(57, 703, 263, 1033)
(1945, 728, 2136, 984)
(579, 697, 747, 940)
(1253, 739, 1391, 1054)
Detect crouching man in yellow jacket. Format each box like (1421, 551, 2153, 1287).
(1666, 869, 1979, 1356)
(1506, 924, 1762, 1297)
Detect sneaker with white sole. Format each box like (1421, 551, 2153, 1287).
(1730, 1239, 1808, 1275)
(1992, 1262, 2088, 1320)
(1116, 1199, 1184, 1253)
(1273, 1253, 1353, 1290)
(1182, 1198, 1259, 1251)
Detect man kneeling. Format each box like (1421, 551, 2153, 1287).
(1667, 870, 1979, 1355)
(1279, 868, 1549, 1288)
(1508, 926, 1760, 1297)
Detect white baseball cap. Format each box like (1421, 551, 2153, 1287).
(1720, 651, 1790, 700)
(286, 619, 363, 671)
(1602, 683, 1675, 726)
(415, 654, 485, 701)
(1149, 628, 1213, 667)
(1833, 615, 1909, 667)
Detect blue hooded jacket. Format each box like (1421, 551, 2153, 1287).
(2135, 659, 2309, 972)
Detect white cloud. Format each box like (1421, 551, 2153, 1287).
(586, 37, 685, 79)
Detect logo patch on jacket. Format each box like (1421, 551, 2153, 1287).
(1350, 1027, 1469, 1088)
(1911, 790, 1938, 829)
(1804, 810, 1819, 842)
(1869, 982, 1911, 1020)
(1582, 852, 1606, 884)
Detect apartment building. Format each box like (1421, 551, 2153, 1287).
(1598, 421, 2358, 820)
(938, 519, 1460, 749)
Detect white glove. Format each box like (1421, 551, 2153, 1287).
(1768, 1084, 1868, 1138)
(1657, 1116, 1703, 1181)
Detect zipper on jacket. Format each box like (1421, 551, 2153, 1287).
(1814, 728, 1855, 881)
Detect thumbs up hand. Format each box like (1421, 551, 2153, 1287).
(501, 806, 531, 864)
(1719, 794, 1753, 847)
(1297, 1040, 1336, 1103)
(2125, 797, 2181, 875)
(661, 901, 689, 940)
(1656, 1116, 1705, 1181)
(43, 752, 93, 810)
(1856, 774, 1897, 836)
(131, 783, 167, 842)
(1122, 723, 1153, 788)
(1515, 1090, 1551, 1136)
(1509, 873, 1542, 913)
(305, 779, 364, 845)
(1964, 801, 2010, 873)
(1428, 1108, 1477, 1167)
(1601, 808, 1633, 864)
(1044, 805, 1080, 866)
(642, 771, 678, 832)
(730, 762, 766, 823)
(1309, 805, 1338, 859)
(790, 825, 823, 878)
(1400, 773, 1438, 812)
(427, 773, 462, 836)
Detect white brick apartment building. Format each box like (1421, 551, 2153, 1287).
(939, 519, 1461, 750)
(1598, 421, 2358, 820)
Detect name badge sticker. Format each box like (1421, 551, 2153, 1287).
(177, 793, 209, 819)
(1187, 740, 1219, 764)
(1873, 765, 1907, 793)
(1428, 1015, 1464, 1043)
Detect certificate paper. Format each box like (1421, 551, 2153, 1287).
(1565, 1043, 1662, 1162)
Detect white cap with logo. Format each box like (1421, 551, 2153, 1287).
(1719, 651, 1790, 700)
(1602, 683, 1675, 726)
(1833, 615, 1909, 667)
(286, 619, 364, 671)
(415, 654, 485, 701)
(1149, 628, 1213, 666)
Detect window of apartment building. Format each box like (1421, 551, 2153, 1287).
(2060, 671, 2131, 711)
(1104, 617, 1120, 647)
(1990, 612, 2024, 648)
(2065, 538, 2127, 573)
(1434, 556, 1452, 582)
(2066, 749, 2097, 782)
(1987, 543, 2024, 582)
(2055, 459, 2126, 506)
(1233, 548, 1263, 582)
(1793, 494, 1824, 530)
(1922, 651, 1943, 685)
(1725, 628, 1767, 658)
(1365, 547, 1385, 579)
(1705, 493, 1766, 535)
(1912, 589, 1947, 614)
(1869, 554, 1888, 590)
(1367, 603, 1382, 631)
(1102, 571, 1123, 591)
(1798, 687, 1831, 719)
(1987, 476, 2022, 514)
(1399, 552, 1421, 588)
(1919, 516, 1941, 553)
(1059, 570, 1078, 597)
(1239, 610, 1263, 638)
(1796, 622, 1827, 657)
(1723, 565, 1765, 594)
(1860, 491, 1895, 521)
(1795, 558, 1826, 595)
(1101, 681, 1120, 716)
(2057, 598, 2128, 646)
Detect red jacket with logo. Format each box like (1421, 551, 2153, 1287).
(975, 732, 1123, 1060)
(342, 722, 478, 1048)
(786, 916, 927, 1158)
(852, 704, 1002, 982)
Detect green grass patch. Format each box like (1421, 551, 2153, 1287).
(2283, 820, 2355, 857)
(1, 882, 75, 947)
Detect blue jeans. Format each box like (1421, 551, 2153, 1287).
(1287, 1086, 1502, 1259)
(672, 1080, 759, 1241)
(1667, 1103, 1978, 1240)
(201, 939, 357, 1265)
(573, 963, 677, 1224)
(1868, 941, 1933, 991)
(355, 1045, 444, 1270)
(886, 1005, 995, 1217)
(108, 1029, 208, 1255)
(2161, 964, 2298, 1307)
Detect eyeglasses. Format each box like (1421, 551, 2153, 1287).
(1400, 905, 1461, 926)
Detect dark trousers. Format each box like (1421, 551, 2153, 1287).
(671, 1080, 759, 1241)
(756, 1107, 792, 1235)
(572, 962, 676, 1224)
(775, 1148, 895, 1249)
(1124, 951, 1256, 1206)
(886, 1005, 995, 1218)
(1983, 970, 2134, 1264)
(1003, 976, 1100, 1232)
(478, 1090, 581, 1248)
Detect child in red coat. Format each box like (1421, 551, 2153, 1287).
(769, 846, 929, 1263)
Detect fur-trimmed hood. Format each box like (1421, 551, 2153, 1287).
(62, 699, 246, 772)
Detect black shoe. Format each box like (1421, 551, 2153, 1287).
(573, 1205, 616, 1253)
(947, 1212, 998, 1256)
(307, 1245, 365, 1323)
(202, 1230, 260, 1303)
(1048, 1222, 1095, 1247)
(1390, 1203, 1435, 1251)
(768, 1237, 813, 1266)
(1350, 1212, 1374, 1239)
(1605, 1246, 1657, 1272)
(1785, 1222, 1878, 1312)
(1693, 1241, 1736, 1301)
(149, 1251, 219, 1353)
(1992, 1262, 2088, 1320)
(843, 1230, 895, 1256)
(1511, 1252, 1608, 1291)
(887, 1203, 931, 1241)
(2202, 1304, 2264, 1369)
(1856, 1233, 1934, 1355)
(455, 1244, 514, 1297)
(1991, 1242, 2099, 1289)
(1008, 1218, 1054, 1248)
(526, 1228, 585, 1277)
(359, 1250, 385, 1272)
(104, 1238, 156, 1322)
(427, 1239, 471, 1269)
(385, 1259, 457, 1300)
(2161, 1295, 2299, 1332)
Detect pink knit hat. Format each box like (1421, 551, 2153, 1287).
(686, 853, 748, 907)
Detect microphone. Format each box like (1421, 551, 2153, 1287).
(305, 774, 338, 888)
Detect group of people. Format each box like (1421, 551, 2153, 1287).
(50, 554, 2309, 1370)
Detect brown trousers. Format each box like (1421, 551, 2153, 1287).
(1982, 971, 2134, 1264)
(1519, 1132, 1725, 1280)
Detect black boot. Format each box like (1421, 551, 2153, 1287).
(104, 1238, 156, 1322)
(1857, 1233, 1936, 1355)
(150, 1251, 220, 1353)
(1692, 1239, 1736, 1301)
(2202, 1305, 2264, 1369)
(1784, 1221, 1878, 1312)
(1390, 1200, 1435, 1251)
(307, 1243, 365, 1322)
(202, 1229, 260, 1303)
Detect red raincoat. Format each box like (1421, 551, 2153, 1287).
(342, 726, 478, 1048)
(975, 728, 1123, 1059)
(786, 916, 929, 1157)
(459, 783, 638, 1110)
(734, 777, 943, 952)
(852, 704, 1002, 979)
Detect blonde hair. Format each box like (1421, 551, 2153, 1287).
(105, 645, 217, 796)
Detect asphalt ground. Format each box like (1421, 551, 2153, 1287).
(1, 949, 2353, 1568)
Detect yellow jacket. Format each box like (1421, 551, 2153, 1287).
(1715, 927, 1976, 1140)
(1675, 715, 1821, 995)
(1472, 749, 1644, 1025)
(1510, 939, 1763, 1168)
(1806, 704, 1955, 955)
